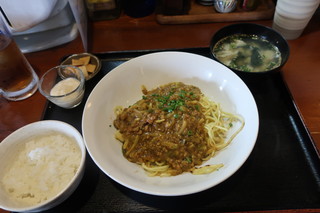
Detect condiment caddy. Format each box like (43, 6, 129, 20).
(156, 0, 275, 24)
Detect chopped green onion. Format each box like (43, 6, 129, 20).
(185, 157, 192, 163)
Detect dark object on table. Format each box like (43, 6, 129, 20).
(85, 0, 122, 21)
(210, 23, 290, 78)
(239, 0, 260, 11)
(158, 0, 191, 15)
(197, 0, 214, 6)
(123, 0, 156, 17)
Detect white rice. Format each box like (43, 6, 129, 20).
(1, 133, 81, 206)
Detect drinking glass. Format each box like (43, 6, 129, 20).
(0, 14, 39, 101)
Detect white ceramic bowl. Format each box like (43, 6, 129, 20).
(82, 51, 259, 196)
(0, 120, 86, 212)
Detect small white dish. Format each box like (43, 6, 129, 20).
(82, 51, 259, 196)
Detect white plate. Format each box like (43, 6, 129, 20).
(82, 51, 259, 196)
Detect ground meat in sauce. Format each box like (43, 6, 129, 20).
(113, 82, 210, 176)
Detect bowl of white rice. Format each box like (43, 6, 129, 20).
(0, 120, 86, 212)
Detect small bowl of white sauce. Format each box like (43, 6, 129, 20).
(39, 65, 86, 109)
(0, 120, 86, 212)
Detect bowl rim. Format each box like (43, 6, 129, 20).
(209, 23, 290, 74)
(0, 120, 86, 212)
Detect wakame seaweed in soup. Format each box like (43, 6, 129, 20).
(213, 34, 282, 72)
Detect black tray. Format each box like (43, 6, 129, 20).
(42, 48, 320, 212)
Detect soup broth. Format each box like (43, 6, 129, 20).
(213, 34, 282, 72)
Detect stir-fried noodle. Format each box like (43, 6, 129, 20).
(114, 82, 244, 176)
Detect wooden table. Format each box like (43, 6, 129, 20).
(0, 9, 319, 213)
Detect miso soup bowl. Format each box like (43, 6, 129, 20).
(210, 23, 290, 78)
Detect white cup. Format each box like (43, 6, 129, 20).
(272, 0, 320, 40)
